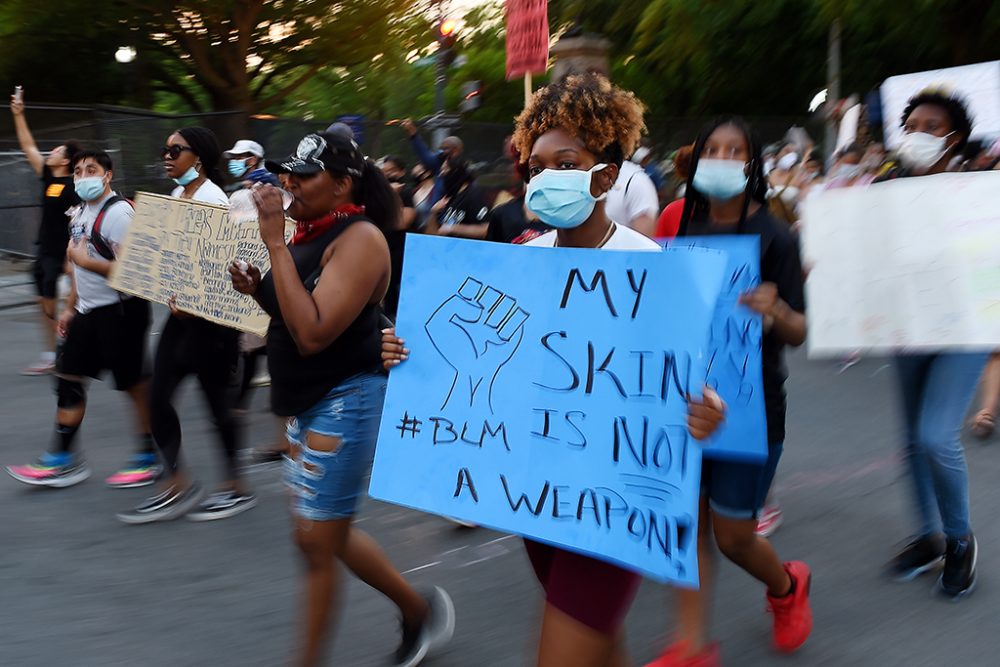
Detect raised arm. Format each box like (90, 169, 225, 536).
(10, 95, 44, 176)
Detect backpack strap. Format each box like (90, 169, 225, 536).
(91, 195, 133, 261)
(623, 170, 638, 197)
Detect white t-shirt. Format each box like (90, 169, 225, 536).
(604, 160, 660, 229)
(171, 179, 230, 206)
(69, 192, 134, 314)
(526, 223, 661, 251)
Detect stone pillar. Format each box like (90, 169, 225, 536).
(549, 34, 612, 82)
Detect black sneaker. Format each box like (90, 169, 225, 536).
(393, 586, 455, 667)
(186, 490, 257, 521)
(939, 535, 977, 599)
(116, 483, 202, 525)
(888, 535, 945, 581)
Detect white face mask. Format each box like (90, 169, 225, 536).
(897, 132, 953, 171)
(777, 152, 799, 171)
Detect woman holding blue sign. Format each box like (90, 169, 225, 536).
(646, 117, 812, 667)
(383, 73, 727, 667)
(228, 132, 454, 667)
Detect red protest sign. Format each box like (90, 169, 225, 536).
(506, 0, 549, 80)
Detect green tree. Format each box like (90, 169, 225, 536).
(549, 0, 1000, 118)
(0, 0, 423, 113)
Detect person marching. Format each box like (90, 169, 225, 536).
(8, 89, 81, 376)
(647, 116, 811, 667)
(881, 90, 986, 600)
(6, 150, 154, 489)
(118, 127, 252, 524)
(229, 131, 453, 667)
(382, 73, 727, 667)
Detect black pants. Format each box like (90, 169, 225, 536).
(151, 315, 240, 481)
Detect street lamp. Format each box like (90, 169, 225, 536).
(115, 46, 137, 64)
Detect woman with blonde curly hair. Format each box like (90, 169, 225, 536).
(382, 72, 726, 667)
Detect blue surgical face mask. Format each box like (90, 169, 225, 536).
(228, 159, 249, 178)
(692, 158, 748, 200)
(74, 175, 107, 202)
(172, 165, 200, 186)
(525, 163, 608, 229)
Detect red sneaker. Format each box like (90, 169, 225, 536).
(645, 641, 721, 667)
(766, 561, 812, 653)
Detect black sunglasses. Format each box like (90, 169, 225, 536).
(161, 145, 194, 160)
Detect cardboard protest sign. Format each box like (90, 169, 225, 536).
(506, 0, 549, 80)
(109, 192, 271, 335)
(667, 236, 767, 462)
(801, 171, 1000, 354)
(370, 235, 727, 585)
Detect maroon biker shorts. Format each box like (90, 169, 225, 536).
(524, 539, 642, 635)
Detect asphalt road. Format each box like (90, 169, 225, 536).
(1, 302, 998, 667)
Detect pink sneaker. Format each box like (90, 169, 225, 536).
(756, 504, 783, 537)
(20, 357, 55, 376)
(105, 454, 161, 489)
(6, 452, 91, 488)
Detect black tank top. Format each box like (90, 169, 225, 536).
(256, 216, 385, 416)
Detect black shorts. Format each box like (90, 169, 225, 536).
(34, 254, 64, 299)
(58, 298, 151, 390)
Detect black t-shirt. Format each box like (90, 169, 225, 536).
(257, 217, 385, 416)
(439, 185, 489, 228)
(485, 197, 551, 245)
(683, 206, 806, 444)
(38, 165, 78, 258)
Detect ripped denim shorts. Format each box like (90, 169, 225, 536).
(284, 372, 387, 521)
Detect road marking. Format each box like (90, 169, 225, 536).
(402, 561, 441, 575)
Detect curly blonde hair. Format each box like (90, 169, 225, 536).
(512, 73, 646, 165)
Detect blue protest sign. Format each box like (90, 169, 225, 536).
(370, 235, 728, 586)
(666, 236, 767, 462)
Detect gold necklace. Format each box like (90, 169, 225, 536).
(554, 222, 616, 248)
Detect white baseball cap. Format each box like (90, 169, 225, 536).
(223, 140, 264, 159)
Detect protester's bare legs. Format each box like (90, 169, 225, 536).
(536, 604, 617, 667)
(341, 527, 429, 625)
(675, 496, 715, 654)
(294, 516, 350, 667)
(125, 380, 152, 437)
(608, 631, 631, 667)
(40, 297, 57, 356)
(713, 513, 791, 595)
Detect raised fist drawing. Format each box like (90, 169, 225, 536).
(425, 277, 530, 412)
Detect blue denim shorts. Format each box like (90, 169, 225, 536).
(284, 373, 387, 521)
(701, 442, 783, 520)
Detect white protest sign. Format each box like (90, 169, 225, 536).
(881, 61, 1000, 150)
(800, 171, 1000, 355)
(109, 192, 272, 335)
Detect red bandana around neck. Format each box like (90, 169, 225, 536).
(291, 204, 366, 245)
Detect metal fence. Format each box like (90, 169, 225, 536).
(0, 104, 814, 256)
